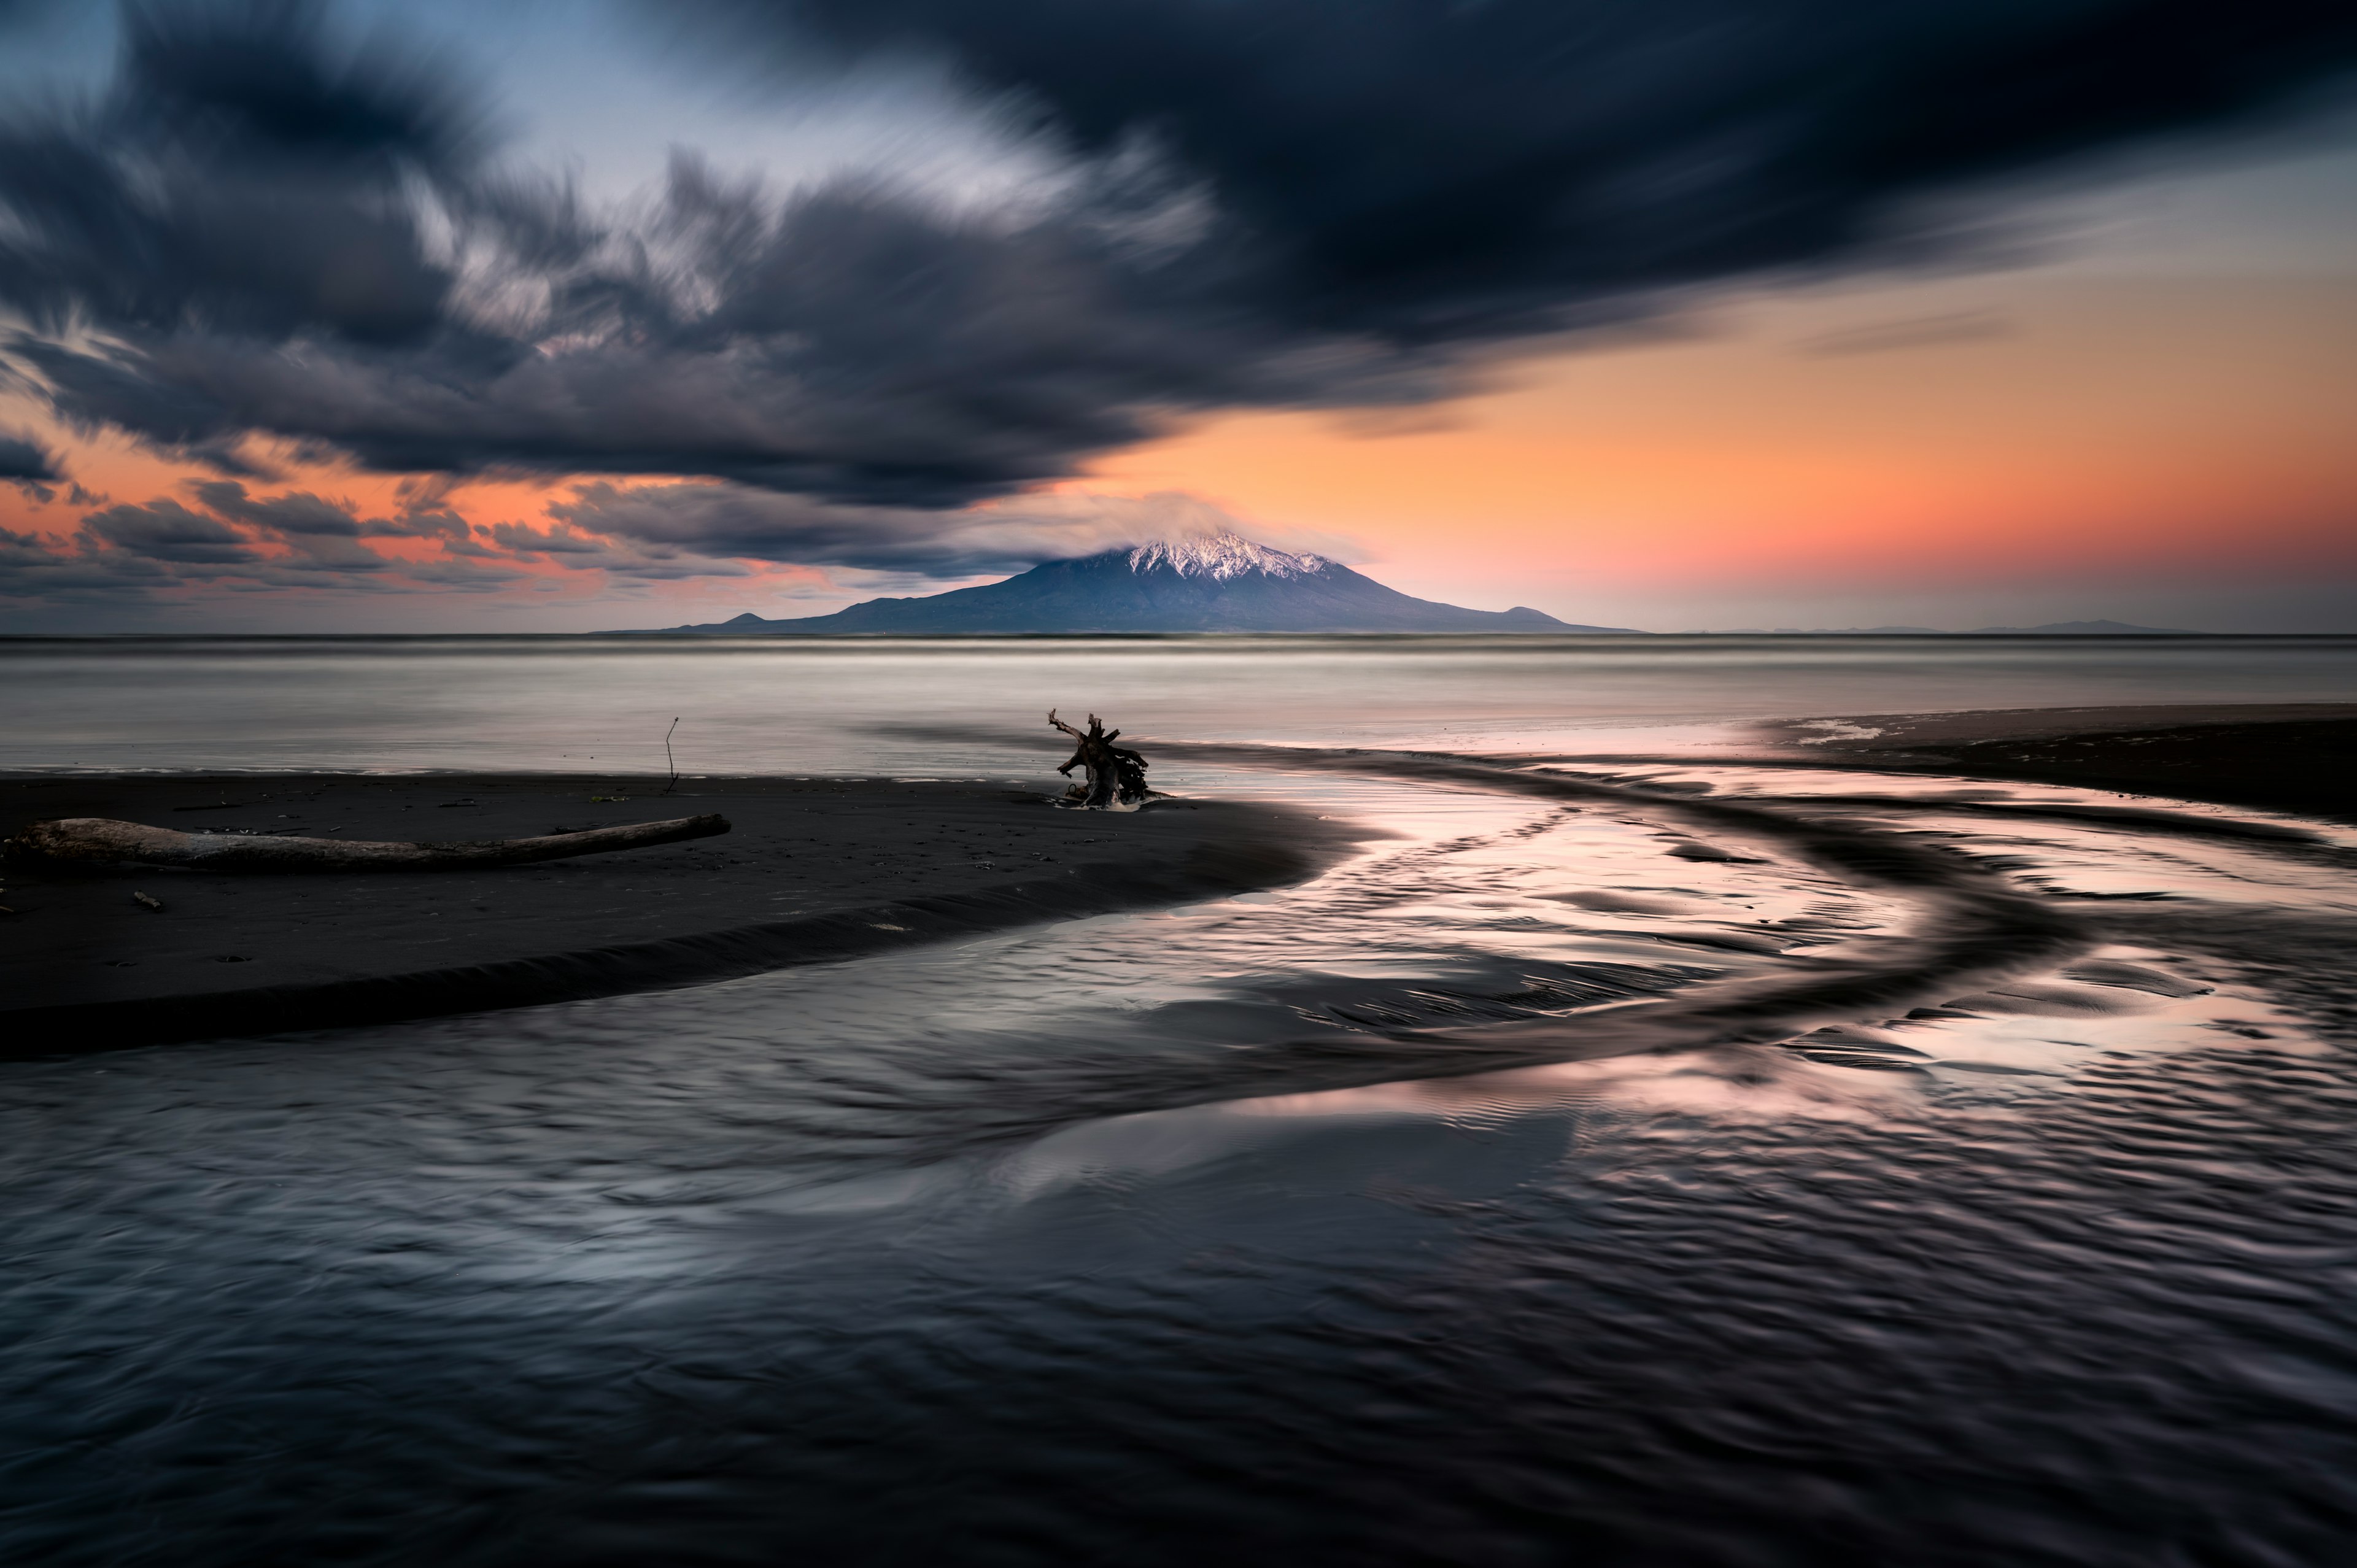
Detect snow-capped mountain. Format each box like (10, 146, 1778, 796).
(640, 531, 1639, 635)
(1123, 534, 1329, 581)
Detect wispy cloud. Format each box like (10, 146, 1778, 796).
(1795, 311, 2012, 357)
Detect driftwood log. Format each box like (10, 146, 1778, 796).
(6, 814, 730, 873)
(1048, 709, 1153, 808)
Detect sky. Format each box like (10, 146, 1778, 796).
(0, 0, 2352, 634)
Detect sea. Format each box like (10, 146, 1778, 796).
(5, 633, 2357, 1566)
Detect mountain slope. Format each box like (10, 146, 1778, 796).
(644, 535, 1639, 634)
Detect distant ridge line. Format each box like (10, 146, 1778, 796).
(1692, 619, 2206, 636)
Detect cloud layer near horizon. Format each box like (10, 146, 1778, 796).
(0, 461, 1306, 616)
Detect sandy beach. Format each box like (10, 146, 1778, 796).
(1, 774, 1362, 1054)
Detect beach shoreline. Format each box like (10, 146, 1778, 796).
(1, 774, 1368, 1055)
(7, 703, 2352, 1054)
(1753, 703, 2357, 822)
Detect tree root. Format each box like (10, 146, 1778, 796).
(1048, 710, 1156, 808)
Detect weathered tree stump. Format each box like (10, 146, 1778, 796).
(1048, 709, 1153, 808)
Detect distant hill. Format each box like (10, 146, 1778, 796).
(635, 533, 1641, 635)
(1697, 620, 2202, 635)
(1964, 619, 2199, 635)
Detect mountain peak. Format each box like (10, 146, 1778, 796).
(625, 529, 1644, 635)
(1124, 532, 1329, 581)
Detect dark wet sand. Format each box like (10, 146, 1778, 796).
(1, 775, 1363, 1054)
(1762, 705, 2357, 822)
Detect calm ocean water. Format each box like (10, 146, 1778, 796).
(7, 632, 2357, 774)
(6, 635, 2357, 1565)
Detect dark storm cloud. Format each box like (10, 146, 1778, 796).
(729, 0, 2357, 341)
(188, 479, 366, 536)
(549, 482, 958, 568)
(80, 498, 262, 565)
(4, 155, 1283, 506)
(2, 0, 2354, 570)
(181, 477, 459, 541)
(175, 479, 416, 570)
(0, 429, 63, 485)
(546, 481, 1260, 576)
(0, 474, 533, 607)
(550, 481, 1091, 576)
(0, 1, 481, 346)
(0, 523, 158, 607)
(486, 519, 611, 557)
(0, 0, 1279, 505)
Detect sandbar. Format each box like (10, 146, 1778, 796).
(1758, 704, 2357, 821)
(1, 774, 1361, 1055)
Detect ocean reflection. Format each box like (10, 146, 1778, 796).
(4, 750, 2355, 1564)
